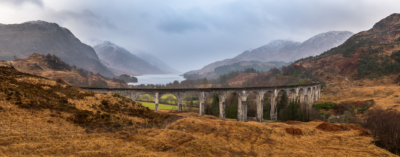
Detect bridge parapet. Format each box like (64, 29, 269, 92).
(81, 83, 321, 122)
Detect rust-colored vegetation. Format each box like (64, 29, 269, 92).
(0, 65, 397, 156)
(284, 120, 302, 125)
(316, 122, 351, 132)
(284, 127, 303, 135)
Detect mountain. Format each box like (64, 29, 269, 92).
(234, 40, 301, 63)
(93, 41, 164, 76)
(214, 61, 290, 75)
(186, 31, 353, 75)
(295, 13, 400, 82)
(0, 20, 115, 77)
(136, 53, 180, 74)
(1, 53, 130, 88)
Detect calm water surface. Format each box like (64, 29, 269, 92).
(127, 74, 185, 85)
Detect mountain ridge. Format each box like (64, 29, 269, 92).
(185, 31, 353, 75)
(295, 13, 400, 82)
(93, 41, 165, 76)
(0, 20, 115, 77)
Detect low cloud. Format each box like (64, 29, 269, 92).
(56, 9, 116, 29)
(0, 0, 43, 7)
(1, 0, 400, 72)
(157, 9, 209, 33)
(158, 17, 208, 33)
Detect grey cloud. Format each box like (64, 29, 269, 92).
(0, 0, 43, 7)
(158, 17, 208, 33)
(157, 8, 209, 33)
(55, 9, 116, 29)
(2, 0, 400, 72)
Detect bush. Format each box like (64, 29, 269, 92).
(313, 102, 337, 110)
(338, 111, 353, 123)
(334, 100, 374, 115)
(56, 78, 64, 84)
(319, 112, 330, 119)
(326, 111, 353, 123)
(327, 116, 337, 123)
(364, 108, 400, 155)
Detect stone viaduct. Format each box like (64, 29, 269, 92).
(81, 83, 321, 122)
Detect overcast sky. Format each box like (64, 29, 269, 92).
(1, 0, 400, 72)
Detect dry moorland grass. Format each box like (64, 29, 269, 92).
(0, 106, 396, 156)
(0, 65, 397, 156)
(319, 75, 400, 111)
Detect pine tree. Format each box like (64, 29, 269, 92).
(225, 93, 238, 118)
(279, 98, 301, 121)
(210, 94, 219, 116)
(277, 92, 288, 115)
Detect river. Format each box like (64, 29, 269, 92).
(127, 74, 185, 85)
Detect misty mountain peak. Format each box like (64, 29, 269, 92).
(303, 31, 353, 44)
(94, 41, 131, 56)
(23, 20, 54, 25)
(186, 30, 353, 74)
(93, 41, 164, 75)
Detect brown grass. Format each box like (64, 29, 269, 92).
(317, 74, 400, 111)
(284, 120, 302, 125)
(284, 127, 303, 135)
(316, 122, 351, 132)
(0, 65, 397, 156)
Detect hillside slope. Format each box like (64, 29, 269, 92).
(187, 31, 353, 75)
(295, 13, 400, 82)
(0, 53, 127, 88)
(93, 41, 164, 76)
(0, 65, 396, 156)
(0, 21, 115, 77)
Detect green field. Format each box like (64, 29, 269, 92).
(137, 101, 178, 110)
(136, 94, 199, 105)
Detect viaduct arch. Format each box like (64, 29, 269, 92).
(81, 83, 321, 122)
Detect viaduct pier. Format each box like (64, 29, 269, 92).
(81, 83, 321, 122)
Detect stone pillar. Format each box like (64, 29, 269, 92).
(308, 90, 312, 108)
(219, 100, 225, 120)
(294, 89, 299, 101)
(155, 92, 159, 111)
(299, 89, 304, 105)
(256, 94, 263, 122)
(239, 100, 247, 122)
(319, 87, 321, 100)
(314, 87, 318, 102)
(311, 88, 315, 104)
(178, 97, 183, 111)
(130, 92, 137, 101)
(237, 97, 243, 121)
(199, 92, 205, 116)
(270, 90, 278, 120)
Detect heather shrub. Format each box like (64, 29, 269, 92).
(363, 108, 400, 155)
(313, 102, 337, 110)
